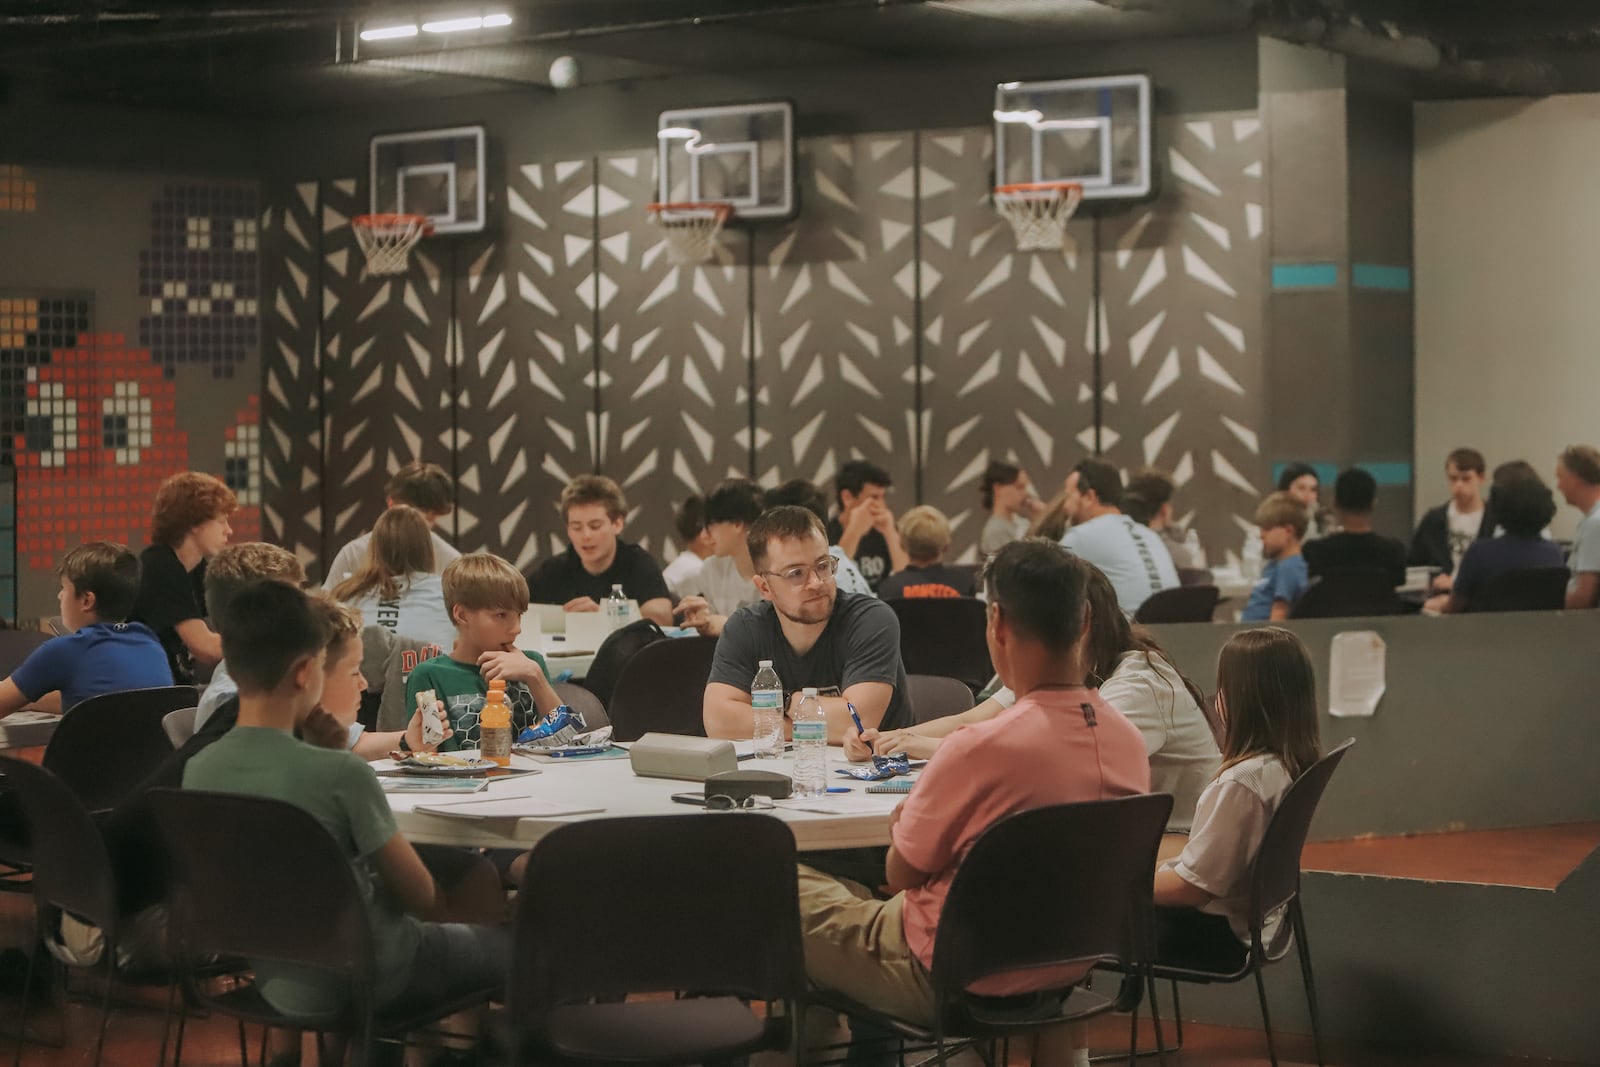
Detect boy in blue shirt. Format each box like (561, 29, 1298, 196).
(0, 542, 172, 717)
(1242, 492, 1310, 622)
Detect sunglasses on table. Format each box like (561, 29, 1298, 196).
(705, 794, 776, 812)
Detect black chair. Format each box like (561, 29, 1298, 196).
(581, 619, 668, 709)
(43, 685, 198, 812)
(1176, 568, 1212, 589)
(606, 636, 718, 742)
(813, 794, 1174, 1067)
(1289, 569, 1402, 619)
(886, 598, 993, 694)
(147, 788, 497, 1067)
(907, 674, 975, 725)
(1134, 586, 1220, 624)
(1469, 566, 1569, 613)
(505, 813, 804, 1066)
(1145, 739, 1355, 1067)
(553, 681, 609, 731)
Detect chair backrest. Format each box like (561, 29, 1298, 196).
(552, 682, 609, 731)
(580, 619, 668, 709)
(162, 706, 199, 749)
(1470, 566, 1569, 613)
(1289, 569, 1401, 619)
(606, 636, 718, 742)
(44, 685, 200, 810)
(145, 789, 373, 998)
(1176, 567, 1213, 588)
(907, 674, 976, 725)
(1134, 585, 1220, 624)
(0, 756, 120, 931)
(510, 814, 804, 1022)
(1248, 739, 1356, 931)
(886, 598, 993, 692)
(931, 794, 1172, 998)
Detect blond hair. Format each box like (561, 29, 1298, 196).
(308, 593, 362, 665)
(204, 542, 306, 626)
(1254, 491, 1308, 540)
(330, 505, 435, 603)
(441, 553, 529, 621)
(560, 474, 627, 523)
(898, 505, 951, 564)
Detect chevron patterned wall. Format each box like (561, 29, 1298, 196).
(262, 109, 1264, 579)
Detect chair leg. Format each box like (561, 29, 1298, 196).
(92, 950, 116, 1067)
(1146, 971, 1167, 1066)
(1170, 981, 1183, 1048)
(172, 992, 190, 1067)
(1251, 961, 1278, 1067)
(1293, 904, 1327, 1067)
(238, 1018, 252, 1067)
(10, 935, 36, 1067)
(1127, 976, 1141, 1065)
(158, 980, 177, 1067)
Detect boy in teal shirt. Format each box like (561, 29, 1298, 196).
(405, 553, 561, 751)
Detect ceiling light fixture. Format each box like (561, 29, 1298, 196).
(359, 22, 419, 40)
(422, 13, 512, 33)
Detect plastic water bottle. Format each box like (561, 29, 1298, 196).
(791, 687, 828, 798)
(1184, 527, 1206, 569)
(604, 583, 629, 632)
(1241, 528, 1264, 581)
(751, 660, 783, 759)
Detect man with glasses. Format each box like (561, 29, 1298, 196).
(703, 506, 910, 743)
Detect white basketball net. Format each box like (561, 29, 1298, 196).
(649, 204, 732, 265)
(353, 214, 431, 277)
(994, 183, 1084, 251)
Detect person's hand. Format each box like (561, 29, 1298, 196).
(564, 596, 599, 613)
(872, 730, 942, 761)
(675, 595, 711, 630)
(842, 502, 876, 541)
(844, 726, 878, 762)
(1422, 593, 1450, 616)
(1431, 572, 1453, 593)
(301, 706, 348, 750)
(888, 798, 908, 833)
(479, 647, 539, 684)
(404, 702, 453, 753)
(869, 503, 897, 535)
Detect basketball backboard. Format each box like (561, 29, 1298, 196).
(370, 125, 486, 235)
(657, 101, 794, 220)
(994, 74, 1152, 201)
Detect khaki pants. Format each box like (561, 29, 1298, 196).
(796, 864, 937, 1029)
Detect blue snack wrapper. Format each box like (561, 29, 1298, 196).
(516, 704, 587, 747)
(835, 753, 912, 781)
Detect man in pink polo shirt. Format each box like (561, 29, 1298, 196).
(797, 540, 1150, 1062)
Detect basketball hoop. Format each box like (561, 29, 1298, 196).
(648, 202, 733, 265)
(352, 213, 433, 277)
(993, 182, 1084, 251)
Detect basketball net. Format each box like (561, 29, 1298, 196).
(648, 202, 733, 265)
(993, 182, 1084, 251)
(352, 214, 432, 277)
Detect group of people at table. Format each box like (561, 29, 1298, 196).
(2, 438, 1597, 1063)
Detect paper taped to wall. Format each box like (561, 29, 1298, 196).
(1329, 630, 1386, 718)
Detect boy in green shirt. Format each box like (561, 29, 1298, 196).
(405, 553, 561, 751)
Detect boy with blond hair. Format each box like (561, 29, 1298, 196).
(193, 541, 308, 730)
(405, 554, 561, 751)
(877, 506, 976, 599)
(1242, 492, 1310, 622)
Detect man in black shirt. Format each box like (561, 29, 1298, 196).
(825, 460, 908, 593)
(524, 475, 673, 626)
(1304, 468, 1408, 587)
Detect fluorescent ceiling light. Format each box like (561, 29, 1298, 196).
(360, 22, 419, 40)
(483, 13, 512, 27)
(422, 13, 513, 33)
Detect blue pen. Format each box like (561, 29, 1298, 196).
(826, 786, 852, 794)
(848, 702, 865, 737)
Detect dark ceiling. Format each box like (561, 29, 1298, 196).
(3, 0, 1600, 115)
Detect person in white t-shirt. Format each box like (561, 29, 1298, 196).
(661, 494, 715, 599)
(676, 480, 766, 636)
(1556, 444, 1600, 610)
(322, 460, 460, 589)
(329, 505, 455, 648)
(1058, 457, 1179, 615)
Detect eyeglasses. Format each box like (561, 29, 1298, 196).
(760, 557, 840, 587)
(704, 794, 776, 811)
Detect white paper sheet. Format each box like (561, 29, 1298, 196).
(1329, 630, 1386, 718)
(414, 796, 604, 819)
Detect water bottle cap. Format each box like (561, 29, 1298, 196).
(758, 659, 773, 667)
(802, 687, 819, 696)
(611, 584, 624, 593)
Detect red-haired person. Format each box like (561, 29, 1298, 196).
(130, 471, 235, 683)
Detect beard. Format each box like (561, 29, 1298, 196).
(775, 589, 835, 626)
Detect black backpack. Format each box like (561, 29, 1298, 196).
(579, 619, 668, 710)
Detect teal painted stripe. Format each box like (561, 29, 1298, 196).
(1272, 461, 1412, 487)
(1271, 262, 1339, 289)
(1352, 263, 1412, 291)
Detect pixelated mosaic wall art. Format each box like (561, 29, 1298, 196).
(0, 167, 36, 213)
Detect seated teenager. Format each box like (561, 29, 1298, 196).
(1241, 493, 1310, 622)
(1409, 448, 1493, 593)
(877, 506, 976, 599)
(331, 504, 454, 648)
(1151, 627, 1321, 971)
(797, 542, 1149, 1067)
(1124, 467, 1206, 572)
(183, 580, 510, 1023)
(130, 471, 236, 683)
(977, 460, 1037, 560)
(0, 542, 171, 718)
(849, 560, 1218, 832)
(525, 475, 673, 627)
(322, 460, 460, 589)
(675, 479, 765, 637)
(1277, 462, 1332, 541)
(1301, 468, 1407, 588)
(1432, 464, 1563, 614)
(194, 543, 308, 731)
(661, 494, 713, 600)
(763, 479, 875, 597)
(827, 460, 909, 592)
(703, 506, 911, 744)
(1059, 457, 1179, 615)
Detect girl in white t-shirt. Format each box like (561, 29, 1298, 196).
(330, 505, 456, 649)
(1151, 626, 1322, 966)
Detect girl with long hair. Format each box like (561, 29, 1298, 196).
(330, 505, 455, 648)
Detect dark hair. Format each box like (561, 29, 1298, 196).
(705, 479, 766, 527)
(1070, 457, 1123, 509)
(747, 506, 826, 570)
(57, 542, 141, 621)
(385, 461, 454, 516)
(980, 461, 1022, 511)
(1559, 445, 1600, 487)
(835, 460, 892, 506)
(1277, 462, 1319, 493)
(1333, 468, 1377, 513)
(1489, 467, 1557, 538)
(1215, 627, 1321, 780)
(674, 495, 706, 544)
(220, 580, 328, 694)
(561, 474, 627, 522)
(1122, 468, 1175, 527)
(764, 479, 830, 523)
(1446, 448, 1486, 476)
(1080, 564, 1208, 711)
(982, 539, 1089, 655)
(1026, 492, 1071, 542)
(1121, 493, 1156, 526)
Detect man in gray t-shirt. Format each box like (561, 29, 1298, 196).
(1557, 445, 1600, 609)
(704, 506, 910, 744)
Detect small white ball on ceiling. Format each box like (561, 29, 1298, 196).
(549, 55, 579, 89)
